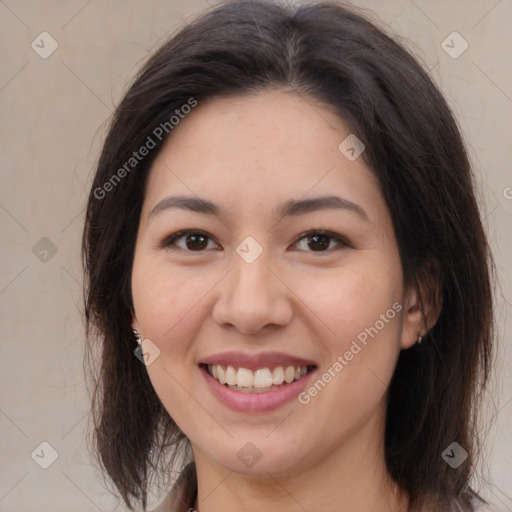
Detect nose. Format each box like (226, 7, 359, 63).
(211, 249, 293, 335)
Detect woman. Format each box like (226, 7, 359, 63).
(82, 1, 497, 511)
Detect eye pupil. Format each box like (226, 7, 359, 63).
(308, 234, 330, 251)
(186, 234, 208, 250)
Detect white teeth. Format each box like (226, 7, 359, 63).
(237, 367, 253, 387)
(226, 365, 237, 386)
(207, 364, 311, 389)
(253, 368, 273, 388)
(284, 365, 295, 383)
(272, 366, 285, 385)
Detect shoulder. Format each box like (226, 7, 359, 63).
(149, 462, 197, 512)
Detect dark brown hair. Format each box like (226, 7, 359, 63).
(82, 1, 495, 510)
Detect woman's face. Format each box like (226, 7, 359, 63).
(131, 89, 420, 477)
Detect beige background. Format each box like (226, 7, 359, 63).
(0, 0, 511, 511)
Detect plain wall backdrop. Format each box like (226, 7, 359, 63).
(1, 0, 511, 510)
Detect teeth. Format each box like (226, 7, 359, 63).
(272, 366, 284, 385)
(226, 365, 237, 385)
(207, 364, 311, 389)
(217, 365, 227, 384)
(284, 365, 295, 383)
(237, 367, 253, 387)
(253, 368, 273, 388)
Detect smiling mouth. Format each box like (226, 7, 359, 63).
(201, 363, 317, 393)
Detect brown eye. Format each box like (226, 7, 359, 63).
(184, 233, 208, 250)
(293, 230, 349, 253)
(161, 230, 219, 252)
(160, 229, 349, 254)
(306, 233, 331, 251)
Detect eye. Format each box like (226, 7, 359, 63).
(160, 230, 220, 252)
(292, 230, 349, 253)
(159, 229, 349, 254)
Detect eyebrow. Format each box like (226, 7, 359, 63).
(149, 194, 369, 221)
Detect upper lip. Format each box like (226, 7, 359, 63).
(200, 351, 318, 371)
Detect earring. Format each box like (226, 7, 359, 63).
(133, 329, 142, 345)
(417, 335, 423, 344)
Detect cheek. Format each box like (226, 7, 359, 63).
(131, 256, 213, 344)
(292, 259, 403, 394)
(131, 258, 210, 429)
(296, 260, 401, 338)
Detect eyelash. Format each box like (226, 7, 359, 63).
(159, 229, 350, 254)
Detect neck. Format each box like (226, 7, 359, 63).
(191, 405, 409, 512)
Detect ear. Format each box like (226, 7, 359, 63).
(400, 259, 443, 350)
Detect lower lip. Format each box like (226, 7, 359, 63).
(200, 365, 316, 413)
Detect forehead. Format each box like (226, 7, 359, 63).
(142, 89, 384, 224)
(155, 89, 348, 165)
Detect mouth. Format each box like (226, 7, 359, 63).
(199, 351, 319, 412)
(200, 363, 317, 393)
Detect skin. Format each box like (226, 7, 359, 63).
(131, 89, 437, 512)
